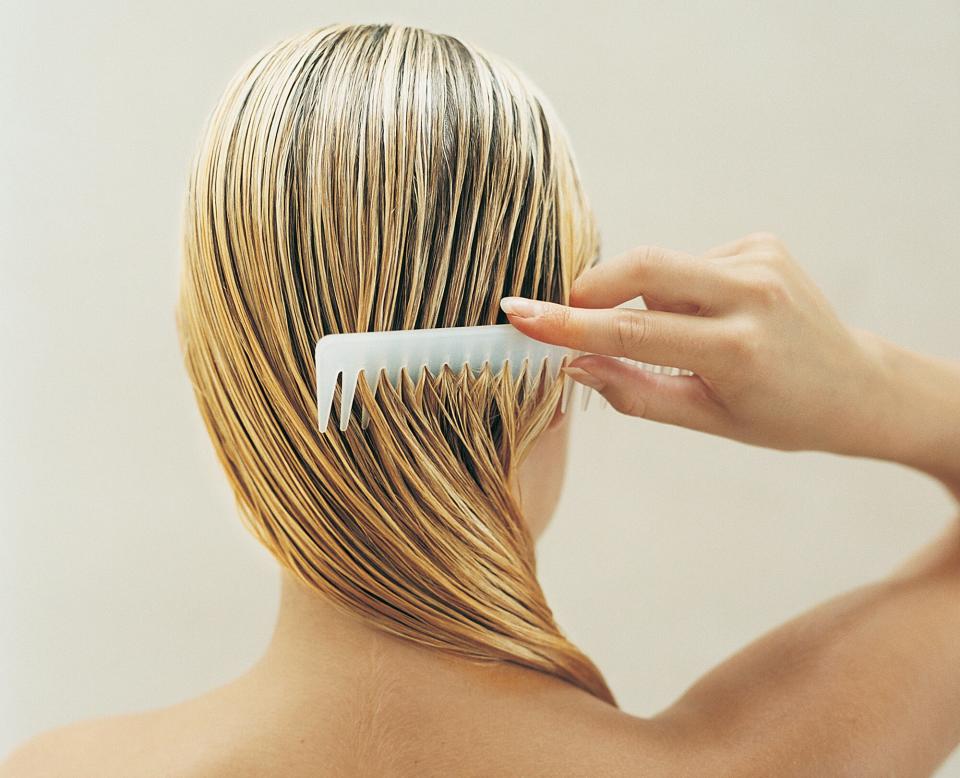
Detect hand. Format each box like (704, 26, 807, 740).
(500, 233, 897, 458)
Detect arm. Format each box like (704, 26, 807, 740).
(653, 516, 960, 777)
(501, 233, 960, 775)
(662, 331, 960, 777)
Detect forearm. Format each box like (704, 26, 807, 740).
(867, 332, 960, 502)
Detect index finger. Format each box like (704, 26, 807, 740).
(500, 298, 733, 375)
(570, 245, 734, 312)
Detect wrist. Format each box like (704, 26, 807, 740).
(868, 334, 960, 499)
(846, 328, 905, 461)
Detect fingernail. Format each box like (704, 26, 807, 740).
(562, 366, 605, 391)
(500, 296, 546, 319)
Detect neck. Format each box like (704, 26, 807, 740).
(257, 569, 388, 672)
(247, 568, 582, 706)
(211, 568, 621, 775)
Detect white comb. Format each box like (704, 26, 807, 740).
(314, 323, 691, 432)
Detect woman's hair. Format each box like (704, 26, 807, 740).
(176, 22, 613, 704)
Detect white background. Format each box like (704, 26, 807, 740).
(3, 1, 959, 773)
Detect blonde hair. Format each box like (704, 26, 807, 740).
(176, 23, 613, 704)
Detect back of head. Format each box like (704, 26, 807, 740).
(176, 22, 612, 704)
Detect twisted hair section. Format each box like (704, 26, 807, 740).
(176, 23, 612, 704)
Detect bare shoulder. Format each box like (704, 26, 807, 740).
(1, 713, 155, 778)
(420, 671, 702, 778)
(0, 683, 699, 778)
(0, 693, 239, 778)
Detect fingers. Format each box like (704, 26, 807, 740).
(563, 354, 721, 432)
(500, 298, 738, 375)
(569, 245, 737, 313)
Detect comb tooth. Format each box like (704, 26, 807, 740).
(522, 342, 533, 387)
(419, 361, 430, 385)
(522, 356, 533, 389)
(580, 382, 593, 411)
(355, 369, 370, 430)
(547, 351, 564, 384)
(560, 366, 572, 413)
(339, 370, 359, 432)
(535, 354, 549, 388)
(567, 379, 580, 412)
(317, 370, 339, 433)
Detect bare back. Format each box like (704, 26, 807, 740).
(6, 517, 960, 778)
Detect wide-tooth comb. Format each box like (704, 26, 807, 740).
(314, 323, 691, 432)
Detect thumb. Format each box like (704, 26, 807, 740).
(564, 354, 718, 432)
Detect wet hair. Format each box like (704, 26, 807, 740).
(176, 22, 612, 704)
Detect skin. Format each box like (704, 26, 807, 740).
(4, 232, 960, 776)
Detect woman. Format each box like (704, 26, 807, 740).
(4, 22, 959, 777)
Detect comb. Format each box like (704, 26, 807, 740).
(314, 323, 691, 432)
